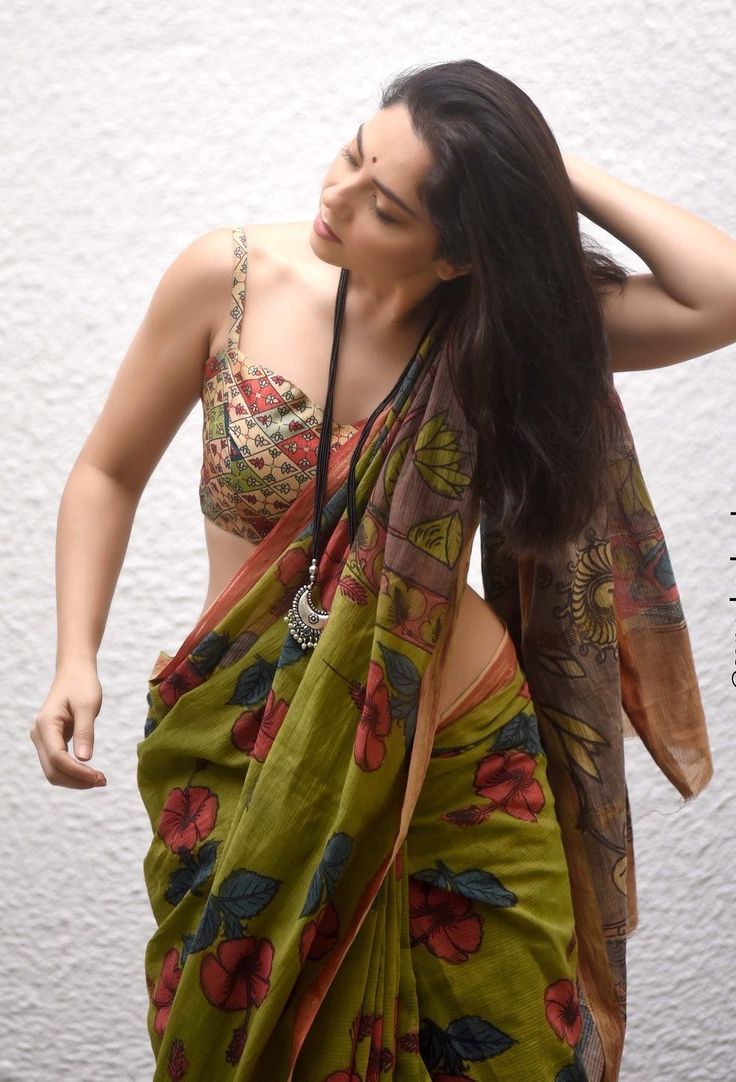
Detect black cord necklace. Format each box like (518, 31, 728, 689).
(285, 267, 439, 649)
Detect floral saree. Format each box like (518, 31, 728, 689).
(137, 320, 712, 1081)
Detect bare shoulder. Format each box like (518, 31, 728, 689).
(70, 224, 270, 496)
(240, 219, 323, 283)
(208, 219, 330, 353)
(144, 224, 238, 346)
(155, 221, 308, 337)
(204, 217, 318, 352)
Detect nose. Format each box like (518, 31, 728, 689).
(322, 178, 359, 221)
(322, 190, 344, 220)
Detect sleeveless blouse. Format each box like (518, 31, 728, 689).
(198, 226, 363, 543)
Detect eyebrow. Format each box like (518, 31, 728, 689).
(356, 123, 420, 219)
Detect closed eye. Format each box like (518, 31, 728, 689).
(340, 145, 398, 225)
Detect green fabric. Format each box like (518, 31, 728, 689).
(139, 632, 587, 1080)
(137, 317, 712, 1082)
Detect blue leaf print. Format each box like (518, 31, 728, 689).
(229, 655, 277, 707)
(378, 643, 421, 749)
(190, 839, 219, 894)
(411, 859, 517, 907)
(164, 840, 220, 906)
(216, 868, 282, 919)
(189, 630, 231, 677)
(445, 1015, 517, 1060)
(180, 895, 222, 965)
(556, 1051, 589, 1081)
(491, 711, 543, 756)
(300, 832, 354, 917)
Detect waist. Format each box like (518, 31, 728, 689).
(437, 582, 509, 718)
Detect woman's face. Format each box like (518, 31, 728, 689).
(314, 103, 454, 285)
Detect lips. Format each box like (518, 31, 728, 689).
(319, 212, 340, 240)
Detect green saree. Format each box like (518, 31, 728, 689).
(137, 294, 712, 1081)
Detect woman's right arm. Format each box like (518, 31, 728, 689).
(30, 226, 234, 790)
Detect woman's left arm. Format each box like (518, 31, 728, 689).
(564, 152, 736, 372)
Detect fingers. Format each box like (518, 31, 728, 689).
(30, 670, 107, 790)
(29, 722, 107, 790)
(73, 709, 95, 761)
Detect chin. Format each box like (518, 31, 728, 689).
(308, 232, 345, 267)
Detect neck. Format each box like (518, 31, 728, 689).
(343, 269, 443, 332)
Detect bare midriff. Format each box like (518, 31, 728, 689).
(197, 517, 508, 720)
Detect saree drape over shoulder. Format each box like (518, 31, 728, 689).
(137, 318, 712, 1082)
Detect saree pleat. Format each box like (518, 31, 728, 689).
(274, 631, 588, 1081)
(138, 306, 712, 1081)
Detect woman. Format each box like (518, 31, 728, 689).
(31, 59, 725, 1081)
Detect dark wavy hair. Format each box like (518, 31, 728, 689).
(379, 59, 631, 559)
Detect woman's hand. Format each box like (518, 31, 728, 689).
(559, 148, 736, 370)
(561, 152, 587, 209)
(29, 661, 107, 789)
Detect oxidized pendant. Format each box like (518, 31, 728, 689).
(284, 559, 329, 649)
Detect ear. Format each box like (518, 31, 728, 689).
(436, 259, 472, 281)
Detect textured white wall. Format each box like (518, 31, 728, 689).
(2, 1, 735, 1079)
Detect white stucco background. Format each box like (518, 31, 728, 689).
(1, 1, 734, 1079)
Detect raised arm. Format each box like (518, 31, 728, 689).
(564, 152, 736, 372)
(30, 225, 233, 790)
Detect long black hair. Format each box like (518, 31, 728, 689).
(379, 59, 631, 559)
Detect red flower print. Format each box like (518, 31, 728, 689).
(354, 660, 392, 771)
(397, 1030, 421, 1053)
(408, 879, 483, 963)
(545, 977, 583, 1046)
(199, 935, 275, 1011)
(324, 1073, 362, 1082)
(151, 947, 183, 1036)
(474, 749, 546, 822)
(158, 659, 203, 709)
(157, 786, 219, 853)
(252, 693, 289, 762)
(299, 898, 340, 963)
(231, 708, 263, 754)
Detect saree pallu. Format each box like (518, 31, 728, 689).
(137, 323, 712, 1082)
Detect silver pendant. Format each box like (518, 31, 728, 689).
(284, 559, 329, 649)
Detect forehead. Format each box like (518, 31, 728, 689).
(358, 108, 431, 215)
(362, 106, 430, 169)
